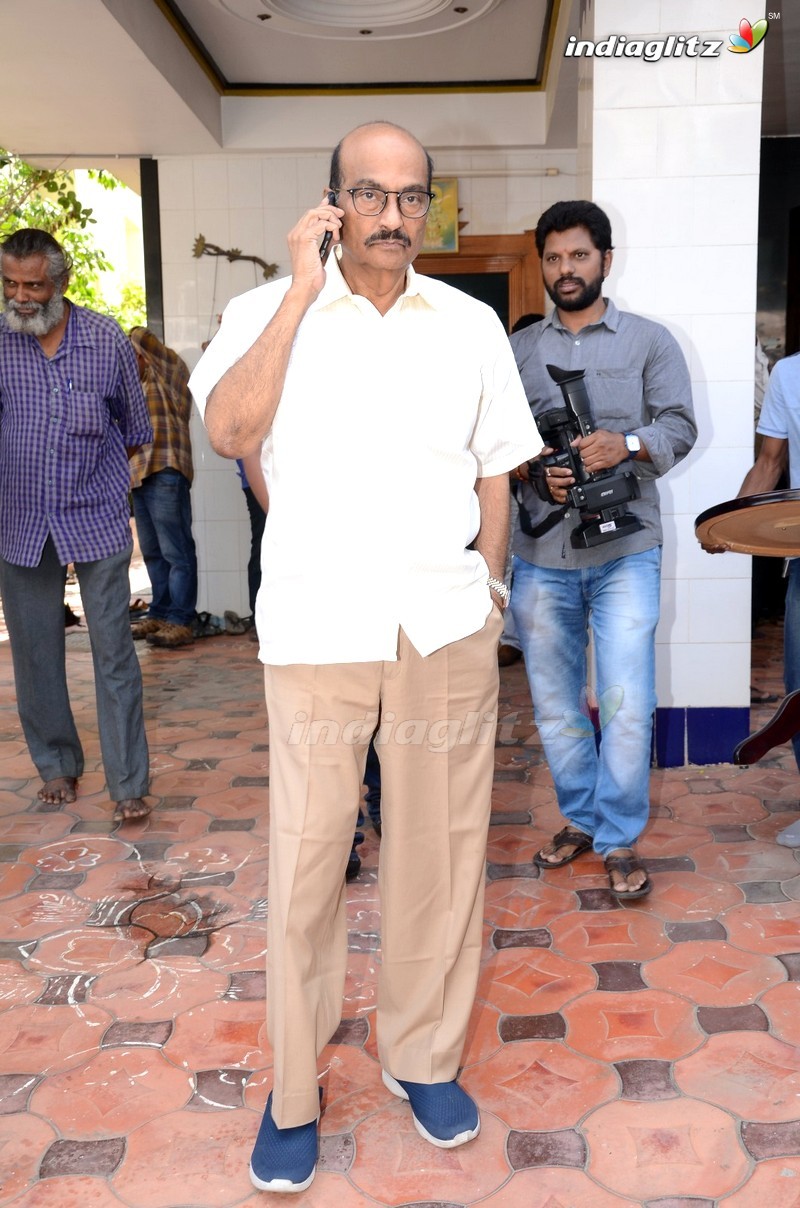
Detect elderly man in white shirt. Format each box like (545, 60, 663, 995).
(190, 120, 541, 1194)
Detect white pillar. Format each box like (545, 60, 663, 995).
(581, 0, 765, 761)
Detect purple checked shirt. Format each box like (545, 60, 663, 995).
(0, 303, 152, 566)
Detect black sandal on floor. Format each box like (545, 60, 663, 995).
(534, 826, 593, 869)
(604, 850, 652, 899)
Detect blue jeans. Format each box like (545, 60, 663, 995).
(510, 548, 661, 855)
(132, 468, 198, 627)
(784, 558, 800, 771)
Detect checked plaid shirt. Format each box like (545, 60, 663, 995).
(0, 302, 152, 567)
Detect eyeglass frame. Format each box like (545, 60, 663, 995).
(335, 186, 436, 219)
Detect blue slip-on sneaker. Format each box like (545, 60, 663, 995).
(382, 1070, 480, 1148)
(249, 1091, 318, 1193)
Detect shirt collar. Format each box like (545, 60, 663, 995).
(315, 249, 431, 312)
(545, 296, 619, 335)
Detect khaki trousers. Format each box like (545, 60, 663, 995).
(263, 609, 504, 1127)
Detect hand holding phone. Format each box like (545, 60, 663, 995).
(319, 191, 337, 264)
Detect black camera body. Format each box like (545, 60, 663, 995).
(532, 364, 643, 549)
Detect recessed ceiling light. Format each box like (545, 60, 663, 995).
(214, 0, 504, 41)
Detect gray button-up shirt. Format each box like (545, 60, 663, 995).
(511, 299, 696, 569)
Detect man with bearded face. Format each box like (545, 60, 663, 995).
(0, 228, 152, 822)
(509, 200, 696, 899)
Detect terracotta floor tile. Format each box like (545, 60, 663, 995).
(112, 1108, 257, 1207)
(642, 874, 747, 929)
(759, 981, 800, 1046)
(0, 812, 73, 843)
(0, 1002, 112, 1075)
(583, 1098, 749, 1200)
(0, 860, 32, 899)
(5, 594, 800, 1204)
(691, 838, 800, 883)
(483, 877, 578, 931)
(718, 1156, 800, 1207)
(0, 888, 90, 940)
(478, 947, 596, 1015)
(17, 835, 133, 875)
(349, 1101, 509, 1204)
(675, 1032, 800, 1120)
(665, 792, 769, 827)
(26, 924, 153, 976)
(723, 899, 800, 953)
(479, 1168, 640, 1207)
(0, 1114, 59, 1201)
(89, 957, 230, 1022)
(30, 1047, 193, 1134)
(644, 941, 786, 1005)
(548, 908, 672, 963)
(468, 1039, 618, 1130)
(13, 1174, 131, 1206)
(0, 958, 42, 1007)
(164, 999, 268, 1073)
(563, 989, 703, 1062)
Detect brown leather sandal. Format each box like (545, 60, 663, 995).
(534, 826, 593, 868)
(604, 850, 652, 899)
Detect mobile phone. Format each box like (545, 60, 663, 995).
(319, 191, 336, 264)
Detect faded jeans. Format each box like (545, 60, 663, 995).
(510, 547, 661, 855)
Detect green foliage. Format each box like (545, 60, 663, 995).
(0, 150, 143, 326)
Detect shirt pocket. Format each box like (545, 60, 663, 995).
(584, 367, 644, 427)
(64, 392, 108, 438)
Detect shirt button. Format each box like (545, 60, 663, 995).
(575, 340, 581, 345)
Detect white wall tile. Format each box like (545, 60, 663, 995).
(596, 178, 693, 249)
(594, 52, 697, 110)
(228, 158, 264, 207)
(689, 578, 752, 643)
(692, 175, 760, 246)
(657, 104, 762, 177)
(157, 159, 195, 210)
(595, 0, 661, 32)
(593, 108, 660, 178)
(657, 576, 689, 644)
(194, 160, 230, 210)
(657, 640, 750, 708)
(690, 314, 757, 382)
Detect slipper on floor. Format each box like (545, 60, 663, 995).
(533, 826, 593, 869)
(750, 686, 779, 705)
(604, 851, 652, 900)
(129, 598, 149, 618)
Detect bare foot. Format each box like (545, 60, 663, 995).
(38, 776, 78, 804)
(113, 797, 151, 823)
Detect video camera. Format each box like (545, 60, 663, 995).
(529, 363, 643, 549)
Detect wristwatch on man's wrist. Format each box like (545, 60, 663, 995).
(487, 577, 510, 609)
(624, 433, 641, 460)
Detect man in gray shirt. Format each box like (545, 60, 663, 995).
(510, 200, 696, 898)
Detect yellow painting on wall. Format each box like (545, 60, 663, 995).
(421, 178, 459, 254)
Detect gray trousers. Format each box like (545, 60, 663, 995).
(0, 537, 149, 801)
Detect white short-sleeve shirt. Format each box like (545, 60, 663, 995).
(190, 254, 542, 664)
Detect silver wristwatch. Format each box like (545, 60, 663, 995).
(487, 577, 510, 609)
(624, 433, 641, 459)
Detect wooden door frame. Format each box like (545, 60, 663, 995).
(414, 231, 543, 331)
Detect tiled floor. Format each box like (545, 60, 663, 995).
(1, 579, 800, 1206)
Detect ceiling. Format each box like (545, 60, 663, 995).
(163, 0, 553, 89)
(0, 0, 796, 194)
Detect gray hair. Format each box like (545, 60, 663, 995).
(0, 228, 72, 288)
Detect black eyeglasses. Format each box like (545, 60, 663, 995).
(341, 187, 435, 219)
